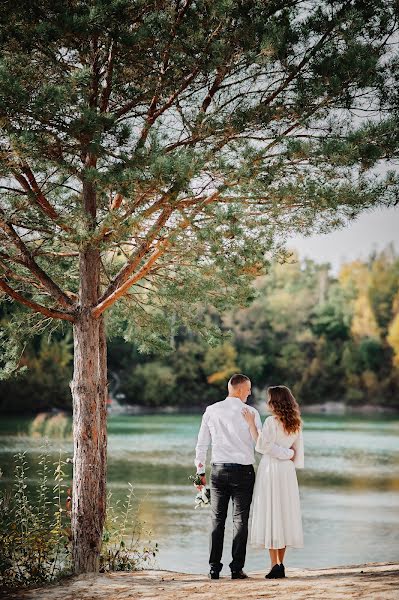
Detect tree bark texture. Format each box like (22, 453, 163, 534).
(71, 250, 108, 573)
(70, 175, 108, 573)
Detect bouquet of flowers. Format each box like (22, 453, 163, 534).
(188, 474, 211, 509)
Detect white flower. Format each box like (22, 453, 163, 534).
(194, 487, 210, 508)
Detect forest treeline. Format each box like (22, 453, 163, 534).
(1, 248, 399, 413)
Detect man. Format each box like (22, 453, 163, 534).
(194, 373, 294, 580)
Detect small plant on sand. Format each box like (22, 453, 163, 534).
(100, 483, 159, 572)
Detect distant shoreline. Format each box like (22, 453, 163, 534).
(1, 402, 398, 419)
(107, 401, 399, 417)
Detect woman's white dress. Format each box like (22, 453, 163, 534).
(250, 415, 304, 549)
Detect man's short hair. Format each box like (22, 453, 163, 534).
(228, 373, 250, 388)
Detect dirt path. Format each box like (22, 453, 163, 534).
(4, 562, 398, 600)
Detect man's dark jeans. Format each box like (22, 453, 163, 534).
(209, 463, 255, 573)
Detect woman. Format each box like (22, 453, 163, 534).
(242, 385, 304, 579)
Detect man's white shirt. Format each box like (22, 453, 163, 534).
(195, 396, 294, 473)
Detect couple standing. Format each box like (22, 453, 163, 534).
(194, 373, 304, 580)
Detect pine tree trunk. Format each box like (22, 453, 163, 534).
(71, 307, 107, 573)
(70, 175, 108, 573)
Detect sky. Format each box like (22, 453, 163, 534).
(288, 206, 399, 273)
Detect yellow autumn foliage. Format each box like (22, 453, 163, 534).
(203, 342, 238, 384)
(351, 295, 380, 339)
(339, 260, 380, 340)
(387, 313, 399, 367)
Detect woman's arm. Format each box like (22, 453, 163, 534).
(242, 411, 294, 460)
(241, 407, 259, 442)
(253, 416, 277, 455)
(292, 429, 304, 469)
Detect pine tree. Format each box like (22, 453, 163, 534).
(0, 0, 398, 573)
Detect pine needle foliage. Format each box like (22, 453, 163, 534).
(0, 0, 398, 363)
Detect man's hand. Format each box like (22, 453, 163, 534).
(290, 447, 296, 461)
(195, 474, 206, 490)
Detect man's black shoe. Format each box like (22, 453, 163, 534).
(208, 571, 220, 580)
(231, 570, 248, 579)
(265, 564, 283, 579)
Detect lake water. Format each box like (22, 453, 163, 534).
(0, 414, 398, 574)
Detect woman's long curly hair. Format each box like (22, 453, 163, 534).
(267, 385, 302, 435)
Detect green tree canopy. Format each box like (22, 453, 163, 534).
(1, 0, 398, 367)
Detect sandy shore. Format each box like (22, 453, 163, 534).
(3, 562, 398, 600)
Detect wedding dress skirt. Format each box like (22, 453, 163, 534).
(250, 416, 304, 549)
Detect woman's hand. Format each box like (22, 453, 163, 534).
(242, 407, 258, 442)
(242, 407, 256, 424)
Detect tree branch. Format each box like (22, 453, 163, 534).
(0, 258, 44, 291)
(0, 209, 75, 308)
(92, 190, 221, 316)
(135, 67, 202, 150)
(97, 204, 174, 302)
(92, 242, 168, 318)
(200, 63, 231, 114)
(100, 40, 116, 113)
(0, 279, 75, 322)
(12, 164, 71, 232)
(261, 1, 352, 109)
(0, 250, 26, 266)
(134, 21, 223, 150)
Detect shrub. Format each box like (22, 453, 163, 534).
(0, 448, 159, 589)
(100, 484, 159, 572)
(0, 448, 72, 588)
